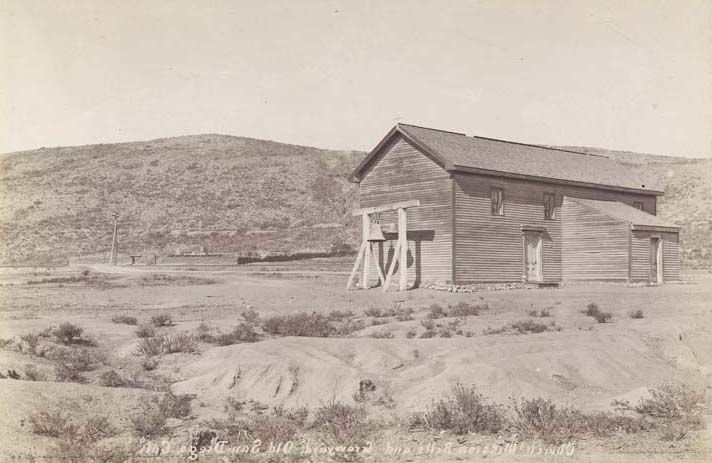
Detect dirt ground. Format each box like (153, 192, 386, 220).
(0, 261, 709, 462)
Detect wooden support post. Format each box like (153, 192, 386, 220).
(109, 212, 119, 266)
(398, 208, 408, 291)
(368, 243, 386, 285)
(362, 214, 370, 289)
(382, 241, 401, 292)
(346, 242, 367, 290)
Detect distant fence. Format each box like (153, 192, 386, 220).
(237, 249, 355, 265)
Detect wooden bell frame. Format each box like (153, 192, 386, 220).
(346, 199, 420, 292)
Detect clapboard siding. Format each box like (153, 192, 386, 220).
(359, 135, 453, 283)
(630, 231, 680, 282)
(561, 198, 630, 281)
(631, 231, 651, 282)
(662, 232, 680, 281)
(453, 173, 654, 283)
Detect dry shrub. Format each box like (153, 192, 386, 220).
(262, 312, 333, 337)
(135, 324, 156, 338)
(583, 303, 612, 323)
(30, 409, 115, 444)
(99, 369, 136, 388)
(368, 330, 394, 339)
(52, 322, 86, 345)
(151, 314, 173, 327)
(313, 400, 373, 446)
(513, 397, 649, 444)
(328, 309, 354, 321)
(509, 320, 550, 334)
(52, 346, 103, 383)
(111, 315, 138, 325)
(427, 303, 447, 319)
(134, 336, 164, 357)
(632, 383, 703, 421)
(130, 391, 193, 438)
(163, 332, 198, 353)
(216, 323, 261, 345)
(629, 310, 644, 319)
(415, 383, 505, 435)
(449, 302, 486, 317)
(134, 332, 197, 356)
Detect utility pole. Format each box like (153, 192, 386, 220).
(109, 212, 119, 265)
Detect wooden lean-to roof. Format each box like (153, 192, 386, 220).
(566, 197, 679, 232)
(351, 123, 662, 195)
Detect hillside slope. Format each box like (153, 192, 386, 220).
(0, 136, 708, 267)
(0, 135, 363, 264)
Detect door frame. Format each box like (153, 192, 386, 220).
(521, 230, 543, 282)
(650, 235, 663, 283)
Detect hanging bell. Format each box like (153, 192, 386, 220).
(368, 221, 386, 241)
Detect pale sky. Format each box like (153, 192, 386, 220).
(1, 0, 711, 157)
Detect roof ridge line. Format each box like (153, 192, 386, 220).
(469, 135, 610, 158)
(396, 123, 467, 136)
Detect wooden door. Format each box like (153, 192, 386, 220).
(524, 232, 542, 282)
(650, 237, 661, 283)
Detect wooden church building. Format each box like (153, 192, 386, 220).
(349, 123, 680, 287)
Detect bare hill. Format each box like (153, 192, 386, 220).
(0, 135, 363, 264)
(0, 136, 708, 267)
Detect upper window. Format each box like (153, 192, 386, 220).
(490, 189, 504, 216)
(544, 193, 556, 220)
(633, 202, 644, 211)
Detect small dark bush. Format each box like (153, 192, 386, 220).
(395, 307, 414, 322)
(216, 323, 261, 345)
(30, 410, 79, 439)
(427, 304, 447, 319)
(135, 325, 156, 338)
(629, 310, 644, 319)
(449, 302, 485, 317)
(151, 314, 173, 327)
(420, 319, 435, 330)
(52, 322, 85, 345)
(584, 303, 599, 316)
(333, 319, 366, 337)
(24, 364, 41, 381)
(134, 336, 164, 357)
(419, 329, 437, 339)
(368, 330, 393, 339)
(582, 303, 612, 323)
(99, 370, 127, 387)
(528, 310, 539, 317)
(406, 329, 417, 339)
(327, 309, 354, 321)
(539, 309, 551, 317)
(241, 309, 261, 325)
(510, 320, 550, 334)
(141, 357, 159, 371)
(111, 315, 138, 325)
(134, 332, 197, 356)
(130, 392, 193, 438)
(30, 409, 115, 444)
(262, 312, 333, 337)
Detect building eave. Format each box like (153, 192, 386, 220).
(449, 165, 663, 196)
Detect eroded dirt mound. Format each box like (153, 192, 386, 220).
(172, 326, 706, 413)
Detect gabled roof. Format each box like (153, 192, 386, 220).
(351, 123, 662, 195)
(566, 197, 678, 231)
